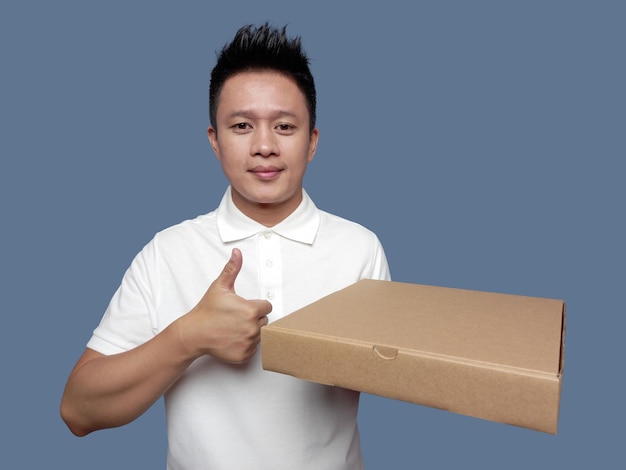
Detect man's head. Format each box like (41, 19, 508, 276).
(207, 24, 320, 227)
(209, 23, 316, 133)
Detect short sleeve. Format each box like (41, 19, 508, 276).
(368, 235, 392, 281)
(87, 242, 159, 355)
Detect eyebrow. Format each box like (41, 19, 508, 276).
(227, 109, 299, 120)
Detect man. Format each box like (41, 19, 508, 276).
(61, 23, 390, 469)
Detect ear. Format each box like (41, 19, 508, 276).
(207, 126, 220, 160)
(307, 128, 319, 162)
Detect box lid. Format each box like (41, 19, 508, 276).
(269, 279, 564, 376)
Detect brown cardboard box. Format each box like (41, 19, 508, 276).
(261, 279, 565, 434)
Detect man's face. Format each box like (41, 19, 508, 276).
(208, 70, 319, 226)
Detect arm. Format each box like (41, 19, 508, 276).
(60, 248, 271, 436)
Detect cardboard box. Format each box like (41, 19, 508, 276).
(261, 279, 565, 434)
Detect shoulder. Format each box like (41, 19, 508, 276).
(152, 210, 218, 246)
(314, 209, 390, 281)
(127, 211, 219, 268)
(318, 210, 380, 241)
(316, 210, 385, 257)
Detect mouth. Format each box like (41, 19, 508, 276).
(249, 165, 283, 180)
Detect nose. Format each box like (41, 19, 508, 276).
(250, 125, 279, 157)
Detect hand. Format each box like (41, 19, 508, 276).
(177, 248, 272, 363)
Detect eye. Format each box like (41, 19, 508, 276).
(276, 123, 295, 134)
(230, 122, 252, 133)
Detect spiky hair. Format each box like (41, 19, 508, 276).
(209, 23, 316, 131)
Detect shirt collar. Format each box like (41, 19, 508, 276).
(216, 186, 320, 244)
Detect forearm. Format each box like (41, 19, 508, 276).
(61, 320, 195, 436)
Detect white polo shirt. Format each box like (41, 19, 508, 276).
(88, 187, 390, 470)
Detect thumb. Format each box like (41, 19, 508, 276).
(214, 248, 243, 293)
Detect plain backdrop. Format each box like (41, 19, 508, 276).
(1, 1, 624, 468)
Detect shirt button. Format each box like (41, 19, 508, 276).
(265, 259, 273, 268)
(267, 291, 275, 300)
(264, 231, 273, 239)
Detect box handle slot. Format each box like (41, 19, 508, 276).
(372, 345, 398, 362)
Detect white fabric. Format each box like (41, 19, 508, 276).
(88, 187, 391, 469)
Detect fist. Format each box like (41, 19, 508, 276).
(178, 248, 272, 363)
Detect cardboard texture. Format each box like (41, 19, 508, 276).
(261, 279, 565, 434)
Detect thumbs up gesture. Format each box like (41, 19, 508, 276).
(177, 248, 272, 363)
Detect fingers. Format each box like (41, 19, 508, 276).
(208, 296, 271, 364)
(249, 298, 273, 319)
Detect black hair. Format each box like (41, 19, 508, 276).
(209, 23, 316, 132)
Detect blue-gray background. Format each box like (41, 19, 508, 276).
(1, 1, 624, 468)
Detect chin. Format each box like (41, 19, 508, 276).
(233, 183, 301, 208)
(250, 188, 294, 204)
